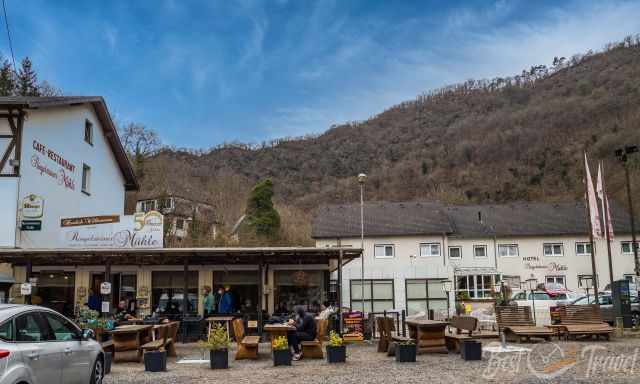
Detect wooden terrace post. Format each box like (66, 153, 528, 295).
(257, 261, 263, 338)
(183, 256, 189, 319)
(104, 259, 111, 314)
(338, 249, 343, 334)
(25, 257, 32, 305)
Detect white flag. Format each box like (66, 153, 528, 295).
(585, 153, 602, 239)
(596, 162, 615, 240)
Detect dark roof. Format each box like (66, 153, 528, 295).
(0, 96, 138, 191)
(312, 201, 637, 239)
(312, 201, 453, 238)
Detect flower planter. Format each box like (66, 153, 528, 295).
(273, 349, 292, 366)
(144, 350, 167, 372)
(460, 340, 482, 361)
(326, 345, 346, 363)
(210, 349, 229, 369)
(395, 344, 417, 363)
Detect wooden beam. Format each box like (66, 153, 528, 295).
(14, 111, 23, 175)
(183, 256, 189, 318)
(0, 138, 16, 174)
(6, 110, 17, 135)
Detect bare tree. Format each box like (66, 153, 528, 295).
(118, 122, 161, 176)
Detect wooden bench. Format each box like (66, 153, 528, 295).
(376, 316, 411, 356)
(496, 306, 553, 343)
(445, 315, 478, 353)
(232, 318, 260, 360)
(139, 321, 179, 357)
(555, 305, 613, 341)
(301, 319, 328, 359)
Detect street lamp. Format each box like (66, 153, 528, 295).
(524, 277, 538, 325)
(358, 173, 366, 316)
(442, 280, 453, 320)
(579, 275, 594, 303)
(616, 146, 639, 278)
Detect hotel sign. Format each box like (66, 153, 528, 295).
(60, 211, 164, 249)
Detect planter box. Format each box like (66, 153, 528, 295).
(395, 344, 417, 363)
(144, 351, 167, 372)
(326, 345, 346, 363)
(104, 352, 112, 375)
(210, 349, 229, 369)
(460, 340, 482, 361)
(273, 349, 292, 366)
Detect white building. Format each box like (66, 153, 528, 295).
(0, 96, 138, 249)
(313, 201, 639, 316)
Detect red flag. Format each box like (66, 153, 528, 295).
(585, 153, 602, 239)
(596, 162, 615, 240)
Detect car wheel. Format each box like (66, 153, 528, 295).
(91, 356, 104, 384)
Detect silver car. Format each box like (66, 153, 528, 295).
(0, 304, 104, 384)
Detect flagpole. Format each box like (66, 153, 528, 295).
(584, 153, 600, 302)
(601, 162, 615, 288)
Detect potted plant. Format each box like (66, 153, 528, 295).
(198, 324, 231, 369)
(272, 336, 291, 366)
(77, 308, 107, 341)
(456, 292, 471, 315)
(395, 340, 417, 363)
(326, 331, 346, 363)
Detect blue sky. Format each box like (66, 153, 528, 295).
(6, 0, 640, 147)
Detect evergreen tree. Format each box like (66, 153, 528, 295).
(17, 57, 40, 96)
(243, 179, 281, 240)
(0, 58, 15, 96)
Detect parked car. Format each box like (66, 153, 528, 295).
(512, 290, 582, 309)
(0, 304, 104, 384)
(570, 293, 640, 325)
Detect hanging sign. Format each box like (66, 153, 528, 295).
(20, 283, 32, 296)
(100, 282, 112, 295)
(21, 194, 44, 219)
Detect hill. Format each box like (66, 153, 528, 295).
(132, 35, 640, 245)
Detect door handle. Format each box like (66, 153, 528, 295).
(64, 347, 72, 355)
(27, 351, 39, 360)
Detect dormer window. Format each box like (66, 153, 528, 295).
(84, 119, 93, 145)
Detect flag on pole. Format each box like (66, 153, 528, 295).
(585, 153, 602, 239)
(596, 162, 615, 241)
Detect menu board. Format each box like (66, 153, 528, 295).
(342, 311, 364, 342)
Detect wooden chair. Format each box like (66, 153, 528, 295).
(140, 324, 169, 355)
(165, 321, 179, 357)
(301, 319, 328, 359)
(556, 305, 613, 340)
(496, 306, 553, 343)
(445, 315, 478, 353)
(376, 316, 410, 356)
(232, 318, 260, 360)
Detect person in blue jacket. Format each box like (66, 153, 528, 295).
(218, 286, 234, 314)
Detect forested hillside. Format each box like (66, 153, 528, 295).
(132, 36, 640, 245)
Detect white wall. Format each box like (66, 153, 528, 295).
(0, 179, 18, 247)
(16, 105, 126, 248)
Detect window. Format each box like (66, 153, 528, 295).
(576, 242, 593, 256)
(15, 313, 46, 342)
(543, 243, 564, 257)
(157, 198, 173, 210)
(405, 279, 448, 316)
(176, 219, 185, 230)
(374, 244, 394, 258)
(0, 320, 13, 341)
(622, 242, 640, 254)
(350, 279, 394, 313)
(455, 274, 499, 299)
(545, 276, 566, 288)
(498, 244, 519, 257)
(578, 274, 598, 288)
(81, 164, 91, 195)
(448, 246, 461, 259)
(474, 245, 487, 258)
(624, 275, 636, 283)
(419, 243, 441, 257)
(152, 271, 199, 314)
(84, 119, 93, 145)
(140, 200, 157, 212)
(502, 275, 521, 289)
(43, 312, 79, 341)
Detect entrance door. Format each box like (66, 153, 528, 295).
(32, 272, 75, 317)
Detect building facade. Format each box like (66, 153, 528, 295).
(313, 201, 639, 317)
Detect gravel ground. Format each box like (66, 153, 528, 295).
(104, 338, 640, 384)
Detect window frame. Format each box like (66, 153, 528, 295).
(543, 243, 564, 257)
(622, 241, 640, 255)
(41, 311, 81, 342)
(419, 242, 441, 258)
(498, 244, 519, 257)
(373, 244, 395, 259)
(84, 119, 94, 146)
(448, 246, 462, 259)
(473, 245, 488, 259)
(81, 163, 91, 196)
(545, 275, 567, 288)
(575, 242, 593, 256)
(14, 311, 49, 344)
(405, 278, 449, 315)
(349, 279, 395, 313)
(455, 274, 500, 300)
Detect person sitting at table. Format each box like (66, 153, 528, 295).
(115, 300, 137, 322)
(287, 305, 317, 361)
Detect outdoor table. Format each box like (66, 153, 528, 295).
(205, 316, 235, 339)
(108, 325, 153, 362)
(406, 319, 449, 354)
(263, 324, 296, 348)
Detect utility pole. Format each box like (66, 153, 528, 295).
(358, 173, 366, 315)
(616, 146, 639, 278)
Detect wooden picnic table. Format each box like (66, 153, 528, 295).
(263, 323, 296, 348)
(406, 319, 449, 354)
(108, 325, 153, 362)
(205, 316, 235, 340)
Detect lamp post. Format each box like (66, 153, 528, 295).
(442, 280, 453, 320)
(357, 173, 367, 315)
(524, 277, 538, 325)
(615, 146, 639, 278)
(579, 275, 594, 303)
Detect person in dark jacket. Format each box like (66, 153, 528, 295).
(287, 305, 317, 360)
